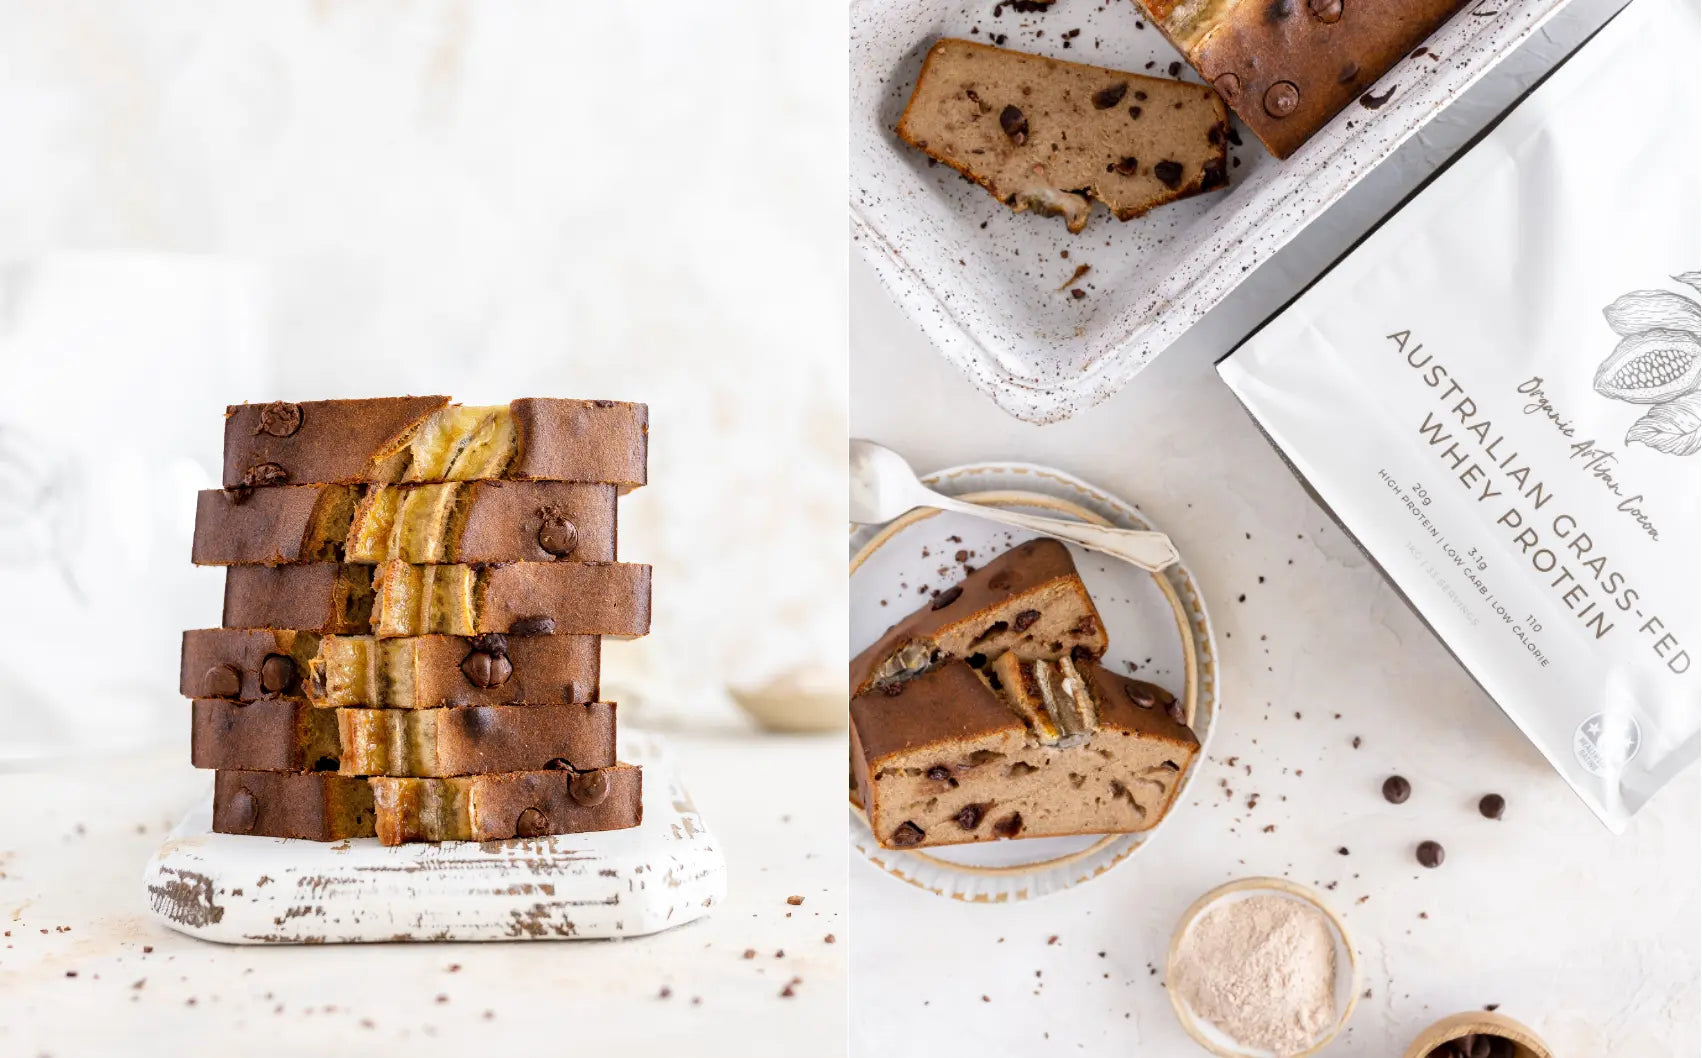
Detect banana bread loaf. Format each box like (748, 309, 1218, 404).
(896, 39, 1229, 233)
(193, 481, 617, 566)
(851, 658, 1197, 850)
(850, 537, 1106, 697)
(1131, 0, 1467, 159)
(222, 397, 647, 491)
(191, 699, 618, 777)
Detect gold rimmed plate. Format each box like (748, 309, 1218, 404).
(849, 462, 1218, 902)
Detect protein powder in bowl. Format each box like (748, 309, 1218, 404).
(1166, 877, 1360, 1057)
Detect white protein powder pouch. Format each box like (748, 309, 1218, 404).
(1219, 0, 1699, 832)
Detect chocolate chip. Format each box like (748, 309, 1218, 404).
(1479, 793, 1505, 820)
(1266, 0, 1294, 18)
(461, 648, 513, 689)
(204, 664, 242, 699)
(1207, 124, 1224, 146)
(1416, 840, 1444, 868)
(1382, 775, 1411, 804)
(931, 586, 963, 610)
(508, 615, 556, 636)
(1013, 610, 1041, 632)
(1212, 72, 1241, 101)
(242, 462, 288, 488)
(992, 812, 1024, 838)
(1133, 90, 1147, 101)
(515, 807, 550, 838)
(259, 654, 297, 695)
(536, 508, 578, 558)
(254, 401, 303, 437)
(1338, 61, 1361, 85)
(456, 707, 495, 737)
(544, 758, 575, 770)
(925, 765, 951, 782)
(1199, 160, 1228, 192)
(1153, 161, 1184, 189)
(954, 803, 988, 830)
(1071, 644, 1094, 661)
(1360, 85, 1396, 109)
(966, 652, 988, 669)
(1114, 156, 1139, 176)
(999, 105, 1028, 146)
(1167, 61, 1182, 76)
(227, 789, 258, 833)
(1073, 615, 1099, 636)
(890, 821, 925, 847)
(1123, 684, 1156, 709)
(987, 571, 1014, 591)
(468, 633, 508, 657)
(569, 769, 610, 807)
(1264, 81, 1300, 118)
(1091, 83, 1128, 109)
(1165, 700, 1187, 726)
(1308, 0, 1343, 21)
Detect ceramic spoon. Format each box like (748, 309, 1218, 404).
(849, 439, 1179, 573)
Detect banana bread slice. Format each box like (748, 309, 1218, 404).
(191, 699, 617, 777)
(180, 629, 322, 700)
(192, 481, 617, 565)
(851, 658, 1197, 850)
(850, 537, 1106, 697)
(306, 633, 599, 708)
(896, 39, 1229, 233)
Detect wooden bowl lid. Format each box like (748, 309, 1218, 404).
(1401, 1010, 1553, 1058)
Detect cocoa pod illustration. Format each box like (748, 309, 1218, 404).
(1626, 392, 1701, 457)
(1593, 328, 1701, 404)
(1602, 289, 1699, 337)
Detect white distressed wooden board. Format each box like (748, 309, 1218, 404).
(143, 731, 725, 944)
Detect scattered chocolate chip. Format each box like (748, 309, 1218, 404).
(1479, 793, 1505, 820)
(254, 401, 303, 437)
(999, 105, 1028, 145)
(514, 807, 550, 838)
(461, 648, 514, 689)
(508, 615, 556, 636)
(1416, 840, 1444, 868)
(258, 654, 297, 695)
(931, 586, 963, 610)
(1264, 81, 1300, 118)
(242, 462, 288, 488)
(1114, 156, 1139, 176)
(1092, 83, 1128, 109)
(1070, 289, 1086, 300)
(1360, 85, 1396, 109)
(536, 510, 578, 558)
(1382, 775, 1411, 804)
(955, 803, 988, 830)
(205, 664, 243, 699)
(992, 812, 1024, 838)
(786, 895, 804, 906)
(1337, 846, 1350, 855)
(1309, 0, 1343, 21)
(1153, 160, 1184, 189)
(1167, 61, 1182, 76)
(569, 769, 611, 807)
(1212, 72, 1241, 101)
(890, 822, 926, 847)
(227, 789, 258, 833)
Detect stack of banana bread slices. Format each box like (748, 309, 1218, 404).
(180, 396, 651, 845)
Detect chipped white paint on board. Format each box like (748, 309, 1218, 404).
(850, 0, 1577, 424)
(143, 731, 725, 944)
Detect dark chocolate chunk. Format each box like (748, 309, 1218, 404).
(999, 105, 1028, 146)
(1012, 609, 1042, 631)
(992, 812, 1024, 838)
(1416, 840, 1444, 868)
(1338, 61, 1362, 85)
(1479, 793, 1505, 820)
(254, 401, 303, 437)
(536, 509, 578, 558)
(242, 462, 289, 488)
(1308, 0, 1343, 21)
(954, 803, 988, 830)
(890, 821, 926, 847)
(1165, 700, 1187, 727)
(931, 586, 963, 610)
(1167, 61, 1182, 77)
(1213, 72, 1241, 101)
(1072, 615, 1099, 636)
(509, 615, 556, 636)
(1264, 81, 1301, 118)
(468, 632, 509, 657)
(926, 765, 951, 782)
(967, 652, 988, 668)
(1153, 161, 1184, 189)
(515, 807, 550, 838)
(1124, 684, 1156, 709)
(259, 654, 297, 695)
(1092, 83, 1128, 109)
(227, 788, 258, 833)
(569, 769, 611, 807)
(461, 648, 514, 689)
(1200, 160, 1228, 192)
(1070, 644, 1094, 661)
(1382, 775, 1411, 804)
(1114, 156, 1140, 176)
(205, 664, 243, 699)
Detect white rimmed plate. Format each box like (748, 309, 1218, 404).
(849, 461, 1218, 901)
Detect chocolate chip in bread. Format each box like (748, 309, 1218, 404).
(896, 39, 1229, 233)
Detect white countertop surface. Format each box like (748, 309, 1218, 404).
(849, 1, 1699, 1054)
(0, 732, 848, 1058)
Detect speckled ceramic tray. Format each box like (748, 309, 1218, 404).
(851, 0, 1576, 423)
(143, 731, 725, 944)
(849, 462, 1218, 902)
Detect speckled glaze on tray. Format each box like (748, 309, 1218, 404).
(851, 0, 1576, 424)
